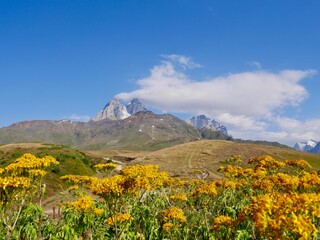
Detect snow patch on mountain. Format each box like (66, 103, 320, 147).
(293, 140, 318, 152)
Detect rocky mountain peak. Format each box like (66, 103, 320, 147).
(293, 140, 318, 152)
(186, 115, 228, 135)
(92, 97, 131, 121)
(126, 98, 148, 115)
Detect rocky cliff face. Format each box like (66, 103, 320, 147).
(92, 98, 131, 121)
(186, 115, 228, 135)
(293, 140, 318, 152)
(126, 98, 148, 115)
(92, 98, 148, 121)
(309, 141, 320, 154)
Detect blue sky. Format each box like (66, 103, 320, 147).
(1, 0, 320, 146)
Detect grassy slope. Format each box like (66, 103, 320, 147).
(0, 143, 102, 203)
(131, 140, 320, 180)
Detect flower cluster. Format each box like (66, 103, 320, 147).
(0, 176, 30, 190)
(60, 175, 92, 184)
(106, 213, 133, 226)
(68, 164, 172, 199)
(238, 193, 320, 239)
(5, 154, 59, 175)
(93, 163, 117, 171)
(69, 196, 94, 212)
(163, 207, 187, 223)
(169, 193, 188, 201)
(212, 215, 235, 230)
(192, 182, 217, 196)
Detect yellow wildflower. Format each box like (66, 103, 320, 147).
(163, 222, 174, 231)
(192, 182, 217, 196)
(285, 159, 312, 169)
(60, 175, 92, 184)
(28, 169, 47, 177)
(169, 193, 188, 201)
(0, 176, 30, 189)
(249, 155, 285, 171)
(212, 215, 235, 229)
(163, 207, 187, 223)
(106, 213, 133, 225)
(93, 163, 117, 171)
(90, 175, 125, 197)
(5, 154, 59, 174)
(69, 196, 94, 212)
(93, 208, 104, 216)
(67, 185, 79, 192)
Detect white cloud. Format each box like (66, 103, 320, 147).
(117, 55, 317, 145)
(272, 116, 320, 143)
(217, 113, 267, 131)
(65, 114, 91, 122)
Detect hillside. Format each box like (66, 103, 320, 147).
(0, 143, 102, 202)
(131, 140, 320, 180)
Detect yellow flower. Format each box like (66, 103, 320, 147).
(89, 175, 125, 197)
(238, 193, 320, 239)
(212, 215, 235, 229)
(93, 208, 104, 216)
(163, 222, 174, 231)
(28, 169, 47, 177)
(249, 155, 285, 171)
(0, 168, 4, 174)
(60, 175, 92, 184)
(5, 154, 59, 175)
(192, 182, 217, 196)
(285, 159, 312, 169)
(0, 176, 30, 189)
(106, 213, 133, 225)
(163, 207, 187, 223)
(69, 196, 94, 212)
(67, 185, 79, 192)
(169, 193, 188, 201)
(93, 163, 117, 171)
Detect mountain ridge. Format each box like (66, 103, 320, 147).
(0, 97, 292, 151)
(293, 140, 319, 153)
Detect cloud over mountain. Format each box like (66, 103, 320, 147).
(117, 55, 317, 145)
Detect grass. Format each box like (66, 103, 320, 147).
(130, 140, 320, 180)
(0, 143, 103, 202)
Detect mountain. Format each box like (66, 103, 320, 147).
(0, 111, 200, 151)
(186, 115, 228, 135)
(92, 97, 131, 121)
(126, 98, 148, 115)
(310, 142, 320, 154)
(293, 140, 318, 152)
(0, 98, 291, 151)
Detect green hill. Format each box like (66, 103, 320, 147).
(0, 143, 102, 199)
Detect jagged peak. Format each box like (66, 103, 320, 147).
(186, 114, 228, 135)
(126, 98, 148, 115)
(92, 97, 130, 121)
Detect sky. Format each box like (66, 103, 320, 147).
(1, 0, 320, 146)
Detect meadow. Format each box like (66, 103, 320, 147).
(1, 152, 320, 239)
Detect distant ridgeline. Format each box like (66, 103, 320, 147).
(0, 97, 289, 150)
(294, 140, 320, 154)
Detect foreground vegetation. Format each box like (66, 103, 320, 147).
(1, 153, 320, 239)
